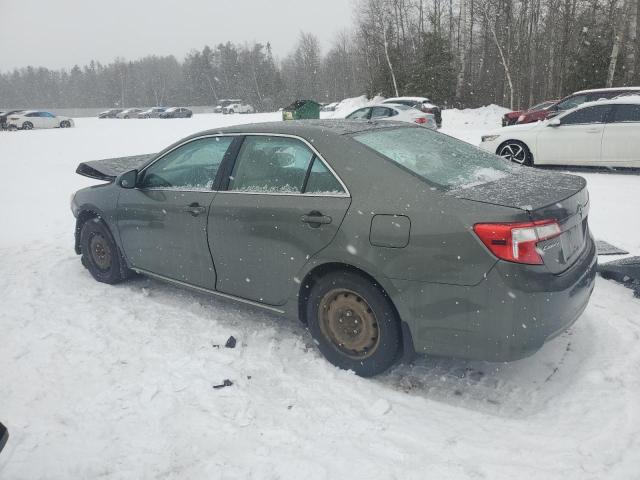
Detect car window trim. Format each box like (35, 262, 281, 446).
(136, 133, 350, 197)
(559, 105, 613, 126)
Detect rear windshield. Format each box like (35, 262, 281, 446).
(353, 127, 514, 189)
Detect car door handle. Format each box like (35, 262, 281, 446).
(301, 211, 332, 227)
(183, 203, 206, 216)
(585, 127, 601, 133)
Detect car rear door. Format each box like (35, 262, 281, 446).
(601, 104, 640, 167)
(208, 135, 351, 306)
(535, 105, 611, 165)
(116, 136, 237, 290)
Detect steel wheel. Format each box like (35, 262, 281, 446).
(89, 233, 113, 272)
(498, 141, 530, 165)
(318, 289, 380, 359)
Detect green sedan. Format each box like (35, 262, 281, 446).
(71, 120, 596, 376)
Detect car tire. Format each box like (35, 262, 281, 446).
(124, 115, 129, 119)
(22, 122, 33, 130)
(497, 140, 534, 166)
(60, 120, 71, 128)
(306, 271, 401, 377)
(80, 218, 130, 284)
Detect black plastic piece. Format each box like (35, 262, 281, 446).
(0, 421, 8, 454)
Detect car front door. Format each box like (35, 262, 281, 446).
(208, 135, 351, 305)
(535, 105, 612, 165)
(116, 136, 237, 289)
(601, 104, 640, 167)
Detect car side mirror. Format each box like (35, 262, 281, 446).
(117, 169, 138, 189)
(548, 118, 561, 127)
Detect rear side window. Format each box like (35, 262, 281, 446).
(371, 107, 395, 118)
(353, 127, 513, 189)
(611, 104, 640, 122)
(228, 136, 314, 193)
(347, 108, 371, 120)
(305, 158, 345, 194)
(561, 105, 611, 125)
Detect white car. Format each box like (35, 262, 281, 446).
(344, 103, 437, 129)
(479, 97, 640, 168)
(381, 96, 442, 128)
(6, 110, 74, 130)
(222, 103, 255, 114)
(116, 108, 143, 119)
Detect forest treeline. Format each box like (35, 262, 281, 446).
(1, 0, 638, 111)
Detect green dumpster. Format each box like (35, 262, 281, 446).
(282, 100, 320, 120)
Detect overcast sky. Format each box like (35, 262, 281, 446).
(0, 0, 354, 71)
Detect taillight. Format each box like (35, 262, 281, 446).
(414, 116, 428, 124)
(473, 220, 561, 264)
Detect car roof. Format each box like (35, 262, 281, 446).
(573, 86, 640, 95)
(191, 119, 414, 139)
(557, 96, 640, 117)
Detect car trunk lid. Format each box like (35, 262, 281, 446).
(452, 169, 590, 274)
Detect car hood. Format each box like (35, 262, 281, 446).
(76, 153, 155, 181)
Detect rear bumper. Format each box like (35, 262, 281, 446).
(392, 234, 597, 362)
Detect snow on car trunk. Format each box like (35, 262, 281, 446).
(1, 110, 639, 479)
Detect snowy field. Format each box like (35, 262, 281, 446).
(1, 108, 639, 479)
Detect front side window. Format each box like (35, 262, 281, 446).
(228, 136, 314, 193)
(354, 127, 513, 189)
(556, 94, 587, 111)
(347, 108, 371, 120)
(139, 136, 233, 190)
(560, 105, 611, 125)
(611, 104, 640, 123)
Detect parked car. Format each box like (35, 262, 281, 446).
(159, 107, 193, 118)
(0, 110, 24, 129)
(515, 87, 640, 124)
(480, 97, 640, 168)
(98, 109, 122, 119)
(214, 99, 242, 113)
(72, 120, 596, 377)
(116, 108, 143, 119)
(138, 107, 167, 118)
(0, 421, 7, 454)
(502, 100, 557, 126)
(345, 104, 437, 129)
(381, 96, 442, 128)
(222, 102, 255, 114)
(6, 110, 74, 130)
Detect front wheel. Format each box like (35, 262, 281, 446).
(60, 120, 71, 128)
(80, 218, 130, 284)
(22, 122, 33, 130)
(306, 271, 401, 377)
(498, 140, 533, 166)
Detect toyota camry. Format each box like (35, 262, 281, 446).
(71, 120, 596, 376)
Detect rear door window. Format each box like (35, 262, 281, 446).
(560, 105, 612, 125)
(304, 158, 345, 194)
(611, 104, 640, 122)
(228, 136, 314, 193)
(353, 127, 513, 189)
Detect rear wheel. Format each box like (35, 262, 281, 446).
(60, 120, 71, 128)
(306, 271, 401, 377)
(498, 140, 533, 166)
(80, 218, 130, 284)
(22, 122, 33, 130)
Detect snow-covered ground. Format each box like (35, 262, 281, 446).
(1, 109, 639, 479)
